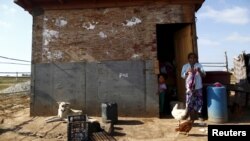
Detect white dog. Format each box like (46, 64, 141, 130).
(45, 102, 83, 123)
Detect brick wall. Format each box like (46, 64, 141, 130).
(32, 4, 194, 63)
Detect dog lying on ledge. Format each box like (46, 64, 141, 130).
(45, 102, 83, 123)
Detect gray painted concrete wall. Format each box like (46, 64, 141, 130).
(31, 60, 158, 117)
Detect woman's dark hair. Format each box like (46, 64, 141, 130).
(187, 52, 198, 59)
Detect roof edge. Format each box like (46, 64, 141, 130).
(15, 0, 205, 14)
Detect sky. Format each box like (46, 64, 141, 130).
(0, 0, 250, 74)
(196, 0, 250, 71)
(0, 0, 32, 75)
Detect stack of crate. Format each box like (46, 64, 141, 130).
(67, 114, 89, 141)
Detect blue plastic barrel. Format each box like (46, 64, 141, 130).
(207, 86, 228, 123)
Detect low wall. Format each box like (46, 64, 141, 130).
(31, 60, 159, 117)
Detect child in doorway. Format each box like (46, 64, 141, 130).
(157, 74, 167, 115)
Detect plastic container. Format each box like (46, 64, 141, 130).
(101, 102, 118, 124)
(207, 86, 228, 123)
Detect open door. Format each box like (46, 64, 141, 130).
(174, 24, 195, 102)
(156, 23, 197, 117)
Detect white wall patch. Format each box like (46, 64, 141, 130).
(44, 50, 63, 61)
(44, 17, 48, 21)
(99, 32, 107, 38)
(82, 22, 97, 30)
(122, 17, 142, 27)
(52, 50, 63, 60)
(43, 29, 59, 46)
(55, 17, 68, 27)
(131, 54, 141, 59)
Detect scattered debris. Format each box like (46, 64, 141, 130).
(0, 81, 30, 94)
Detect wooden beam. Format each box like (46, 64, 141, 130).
(57, 0, 64, 4)
(14, 0, 34, 12)
(15, 0, 205, 13)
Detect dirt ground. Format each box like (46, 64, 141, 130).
(0, 93, 250, 141)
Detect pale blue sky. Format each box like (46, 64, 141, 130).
(196, 0, 250, 70)
(0, 0, 250, 73)
(0, 0, 32, 73)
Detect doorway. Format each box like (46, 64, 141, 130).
(156, 23, 194, 117)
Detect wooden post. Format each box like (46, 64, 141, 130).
(16, 72, 18, 82)
(225, 52, 229, 72)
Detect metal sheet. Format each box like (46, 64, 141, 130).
(32, 60, 158, 116)
(96, 60, 145, 116)
(32, 62, 86, 116)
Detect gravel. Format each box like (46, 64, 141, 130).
(0, 81, 30, 94)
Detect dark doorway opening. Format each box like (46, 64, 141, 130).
(156, 24, 189, 117)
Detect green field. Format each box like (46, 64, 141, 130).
(0, 77, 30, 91)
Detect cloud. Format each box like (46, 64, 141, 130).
(198, 6, 250, 25)
(0, 4, 17, 15)
(0, 20, 11, 28)
(198, 38, 220, 47)
(226, 32, 250, 43)
(218, 0, 226, 4)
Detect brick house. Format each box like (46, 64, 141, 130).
(15, 0, 205, 117)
